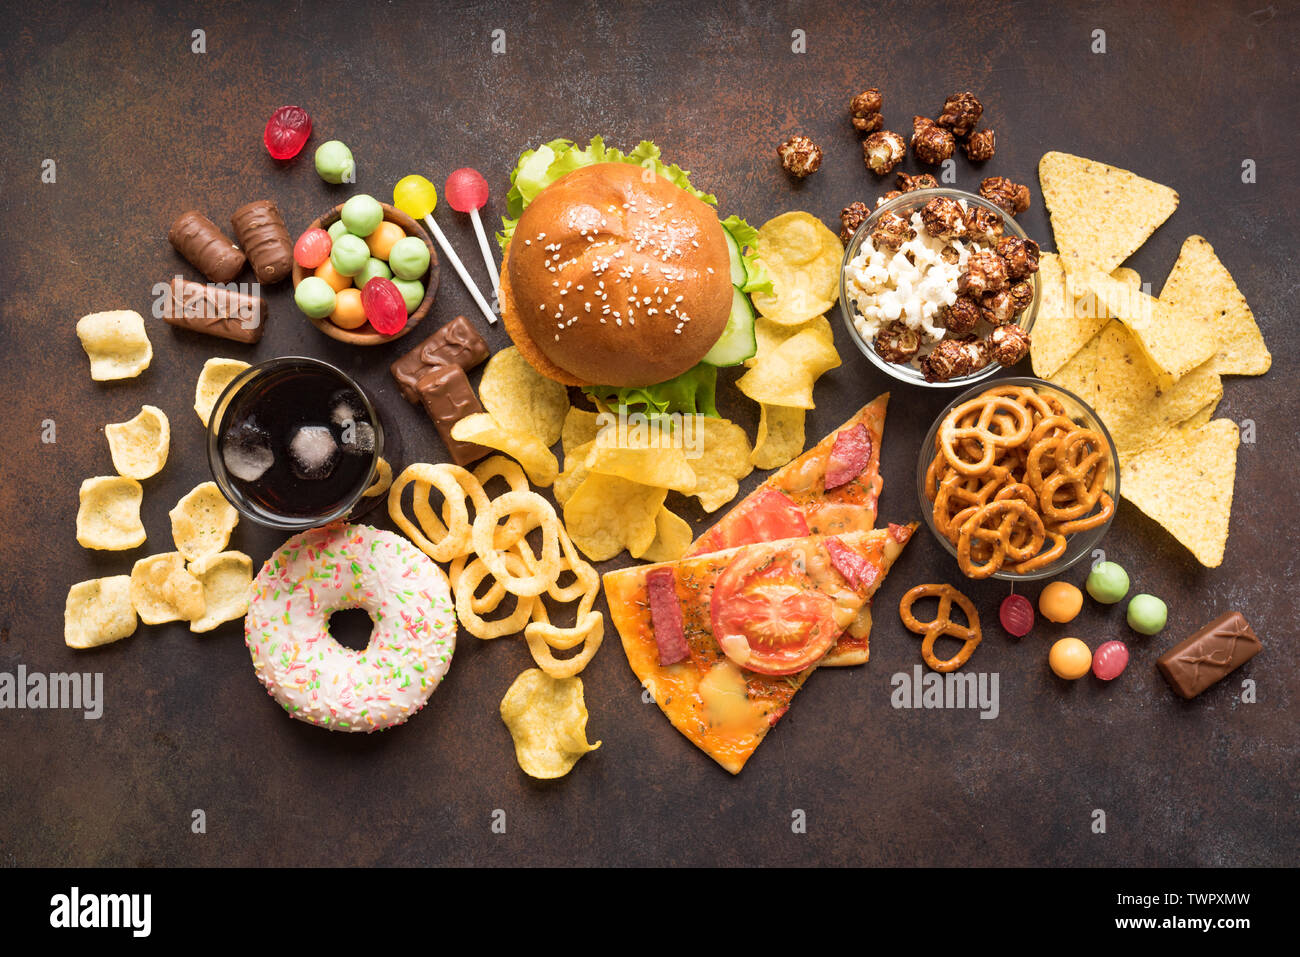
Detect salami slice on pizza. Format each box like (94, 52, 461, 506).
(604, 523, 914, 774)
(686, 393, 890, 667)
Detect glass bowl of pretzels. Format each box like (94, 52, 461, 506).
(918, 378, 1119, 581)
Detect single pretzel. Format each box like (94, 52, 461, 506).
(898, 583, 983, 672)
(957, 499, 1046, 579)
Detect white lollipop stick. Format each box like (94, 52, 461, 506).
(423, 213, 497, 325)
(468, 208, 500, 299)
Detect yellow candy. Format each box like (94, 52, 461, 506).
(394, 175, 438, 220)
(1049, 638, 1092, 680)
(366, 221, 407, 260)
(331, 288, 367, 330)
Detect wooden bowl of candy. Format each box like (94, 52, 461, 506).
(291, 201, 440, 346)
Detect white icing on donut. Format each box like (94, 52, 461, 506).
(244, 522, 456, 732)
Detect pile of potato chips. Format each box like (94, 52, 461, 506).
(1033, 152, 1271, 567)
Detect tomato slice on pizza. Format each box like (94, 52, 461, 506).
(604, 524, 914, 774)
(686, 393, 890, 667)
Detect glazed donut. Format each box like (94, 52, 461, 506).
(244, 522, 456, 732)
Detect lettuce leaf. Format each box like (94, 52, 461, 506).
(583, 364, 719, 420)
(720, 214, 773, 296)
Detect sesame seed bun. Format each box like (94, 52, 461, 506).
(500, 163, 732, 388)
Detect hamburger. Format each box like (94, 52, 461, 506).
(497, 138, 768, 415)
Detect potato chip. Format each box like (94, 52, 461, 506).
(563, 472, 667, 561)
(1029, 252, 1108, 379)
(105, 404, 170, 480)
(194, 358, 250, 426)
(585, 419, 697, 493)
(639, 506, 694, 563)
(1039, 151, 1179, 274)
(1094, 321, 1222, 456)
(76, 310, 153, 381)
(751, 402, 806, 469)
(684, 415, 753, 511)
(1121, 419, 1238, 568)
(169, 481, 239, 562)
(187, 551, 253, 633)
(499, 668, 601, 779)
(1074, 263, 1216, 387)
(129, 552, 206, 625)
(561, 406, 605, 457)
(450, 412, 559, 487)
(749, 212, 842, 325)
(64, 575, 137, 649)
(478, 346, 570, 447)
(1111, 267, 1142, 289)
(76, 476, 146, 551)
(1045, 331, 1101, 404)
(554, 439, 593, 507)
(1158, 235, 1271, 377)
(735, 319, 841, 409)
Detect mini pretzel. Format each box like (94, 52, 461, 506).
(1026, 429, 1108, 521)
(898, 583, 982, 672)
(939, 396, 1033, 476)
(957, 499, 1046, 579)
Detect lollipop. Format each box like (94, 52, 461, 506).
(445, 167, 499, 299)
(393, 174, 497, 326)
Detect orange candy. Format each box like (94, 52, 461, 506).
(330, 288, 367, 329)
(315, 259, 353, 292)
(365, 221, 407, 260)
(1049, 637, 1092, 680)
(1039, 581, 1083, 623)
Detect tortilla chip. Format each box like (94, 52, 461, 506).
(1173, 400, 1217, 435)
(1029, 252, 1108, 379)
(1111, 267, 1142, 289)
(1039, 151, 1179, 274)
(1121, 419, 1238, 568)
(1158, 235, 1271, 377)
(76, 310, 153, 381)
(1094, 321, 1222, 456)
(1046, 331, 1101, 404)
(64, 576, 137, 649)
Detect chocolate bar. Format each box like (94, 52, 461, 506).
(417, 364, 490, 466)
(1156, 611, 1261, 699)
(231, 200, 293, 284)
(167, 210, 245, 283)
(161, 276, 266, 343)
(391, 315, 490, 403)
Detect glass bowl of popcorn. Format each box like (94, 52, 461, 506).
(838, 188, 1040, 389)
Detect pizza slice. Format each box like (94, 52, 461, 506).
(686, 393, 889, 666)
(604, 523, 914, 774)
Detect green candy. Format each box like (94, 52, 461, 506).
(1126, 594, 1167, 635)
(330, 234, 371, 277)
(314, 140, 355, 184)
(327, 219, 349, 242)
(355, 257, 392, 287)
(388, 236, 431, 280)
(294, 276, 337, 319)
(1086, 561, 1130, 604)
(341, 194, 383, 237)
(391, 278, 425, 313)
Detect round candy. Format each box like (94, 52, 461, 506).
(361, 277, 408, 335)
(388, 236, 431, 280)
(391, 277, 425, 313)
(315, 140, 355, 184)
(341, 194, 384, 237)
(1126, 594, 1168, 635)
(1092, 640, 1129, 681)
(330, 233, 371, 277)
(1039, 581, 1083, 623)
(327, 219, 350, 242)
(355, 257, 392, 287)
(293, 228, 332, 269)
(294, 276, 337, 319)
(393, 174, 438, 219)
(1086, 561, 1130, 604)
(264, 105, 312, 160)
(365, 221, 407, 260)
(1049, 637, 1092, 680)
(314, 259, 352, 293)
(445, 167, 489, 213)
(330, 288, 367, 330)
(999, 594, 1034, 637)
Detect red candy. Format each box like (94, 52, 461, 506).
(1092, 641, 1129, 681)
(445, 167, 489, 212)
(293, 228, 332, 269)
(999, 594, 1034, 637)
(264, 105, 312, 160)
(361, 277, 408, 335)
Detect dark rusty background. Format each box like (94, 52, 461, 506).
(1, 0, 1296, 867)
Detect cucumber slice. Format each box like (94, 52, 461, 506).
(702, 286, 758, 367)
(723, 229, 747, 287)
